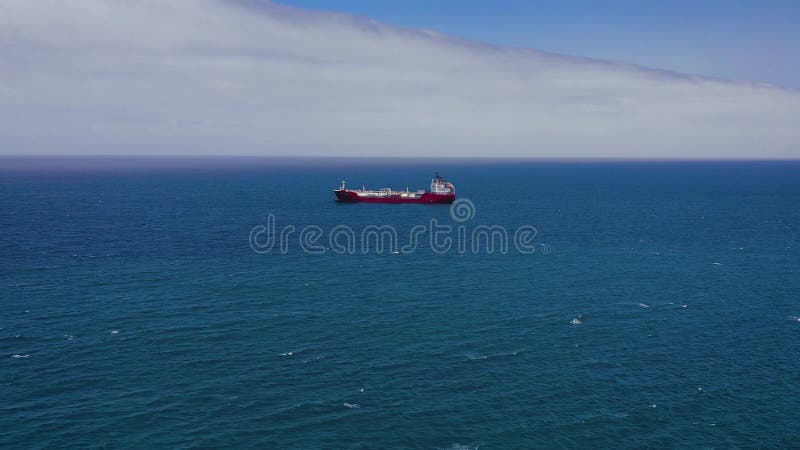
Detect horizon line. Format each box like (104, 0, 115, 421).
(2, 154, 800, 161)
(2, 154, 800, 171)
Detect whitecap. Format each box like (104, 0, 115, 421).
(64, 334, 75, 340)
(11, 354, 30, 358)
(639, 303, 650, 308)
(712, 262, 722, 266)
(570, 318, 582, 325)
(681, 305, 688, 308)
(280, 351, 294, 356)
(343, 402, 360, 409)
(110, 330, 120, 334)
(440, 444, 480, 450)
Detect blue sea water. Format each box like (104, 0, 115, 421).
(1, 158, 799, 448)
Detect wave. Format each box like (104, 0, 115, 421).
(465, 349, 523, 361)
(438, 444, 482, 450)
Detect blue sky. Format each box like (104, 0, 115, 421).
(277, 0, 800, 88)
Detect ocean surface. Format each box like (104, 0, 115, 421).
(2, 158, 799, 448)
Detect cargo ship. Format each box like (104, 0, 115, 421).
(334, 173, 456, 204)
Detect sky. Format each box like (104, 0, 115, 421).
(1, 0, 799, 158)
(279, 0, 800, 89)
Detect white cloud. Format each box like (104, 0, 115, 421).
(1, 0, 798, 158)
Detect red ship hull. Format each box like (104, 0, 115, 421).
(334, 174, 456, 204)
(335, 190, 455, 204)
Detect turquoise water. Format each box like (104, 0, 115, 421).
(2, 159, 799, 448)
